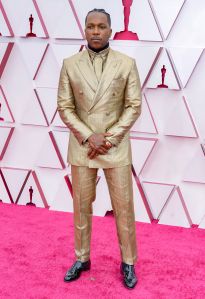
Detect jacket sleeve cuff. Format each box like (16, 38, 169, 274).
(81, 132, 93, 145)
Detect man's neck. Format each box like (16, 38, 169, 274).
(87, 43, 109, 53)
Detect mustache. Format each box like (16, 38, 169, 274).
(91, 37, 102, 40)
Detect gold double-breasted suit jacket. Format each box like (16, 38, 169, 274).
(57, 48, 142, 168)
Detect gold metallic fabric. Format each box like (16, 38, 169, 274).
(93, 55, 103, 82)
(72, 165, 137, 265)
(87, 46, 110, 73)
(57, 48, 142, 169)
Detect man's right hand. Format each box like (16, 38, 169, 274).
(88, 132, 113, 154)
(87, 140, 112, 159)
(87, 133, 113, 159)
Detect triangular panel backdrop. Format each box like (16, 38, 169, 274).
(0, 0, 205, 229)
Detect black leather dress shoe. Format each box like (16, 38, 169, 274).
(64, 260, 91, 282)
(121, 262, 138, 289)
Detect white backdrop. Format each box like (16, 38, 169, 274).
(0, 0, 205, 228)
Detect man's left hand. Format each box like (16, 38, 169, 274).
(88, 141, 112, 159)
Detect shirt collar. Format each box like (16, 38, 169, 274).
(86, 45, 110, 63)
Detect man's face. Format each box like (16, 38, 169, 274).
(85, 12, 112, 49)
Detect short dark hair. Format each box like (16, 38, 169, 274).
(85, 8, 111, 27)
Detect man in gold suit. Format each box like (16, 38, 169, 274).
(57, 8, 141, 289)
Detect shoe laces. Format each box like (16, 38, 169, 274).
(69, 261, 80, 273)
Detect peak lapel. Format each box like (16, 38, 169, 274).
(88, 49, 121, 111)
(76, 50, 98, 92)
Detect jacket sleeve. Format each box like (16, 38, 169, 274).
(106, 59, 142, 146)
(57, 60, 93, 145)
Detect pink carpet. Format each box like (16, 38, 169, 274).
(0, 203, 205, 298)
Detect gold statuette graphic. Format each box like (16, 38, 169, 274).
(26, 14, 36, 37)
(157, 65, 168, 88)
(26, 186, 36, 206)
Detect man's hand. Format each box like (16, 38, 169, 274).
(87, 133, 113, 159)
(88, 133, 112, 153)
(87, 141, 112, 159)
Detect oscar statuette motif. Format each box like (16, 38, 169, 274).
(26, 14, 36, 37)
(0, 103, 4, 121)
(157, 65, 168, 88)
(114, 0, 138, 40)
(26, 186, 36, 206)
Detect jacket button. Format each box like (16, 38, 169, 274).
(112, 92, 116, 96)
(106, 112, 110, 116)
(79, 90, 83, 94)
(87, 111, 91, 115)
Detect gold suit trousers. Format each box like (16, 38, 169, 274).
(71, 165, 137, 265)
